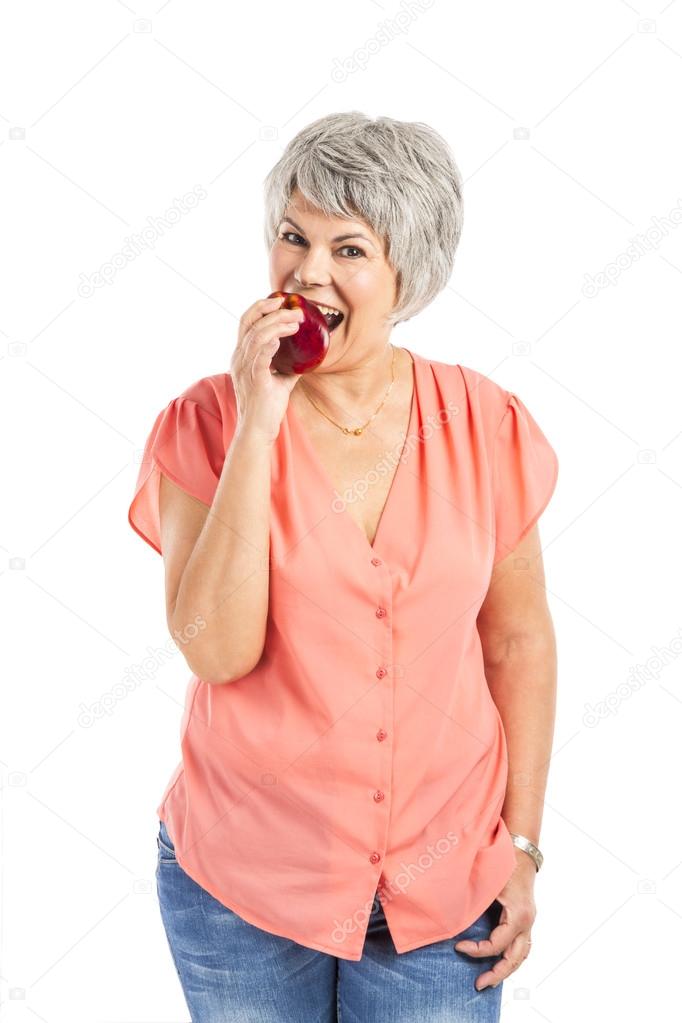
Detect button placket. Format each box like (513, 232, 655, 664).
(370, 554, 393, 870)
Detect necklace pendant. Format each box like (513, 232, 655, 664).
(353, 427, 363, 435)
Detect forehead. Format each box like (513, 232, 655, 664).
(283, 192, 378, 240)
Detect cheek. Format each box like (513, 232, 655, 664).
(267, 249, 278, 281)
(269, 244, 296, 278)
(344, 271, 381, 310)
(346, 265, 395, 308)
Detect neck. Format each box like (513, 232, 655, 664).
(299, 343, 397, 418)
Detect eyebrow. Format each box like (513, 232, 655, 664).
(280, 216, 374, 246)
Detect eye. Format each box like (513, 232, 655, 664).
(339, 245, 364, 259)
(279, 231, 305, 246)
(278, 233, 365, 259)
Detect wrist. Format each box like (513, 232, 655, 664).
(513, 846, 538, 875)
(508, 831, 543, 872)
(234, 421, 277, 450)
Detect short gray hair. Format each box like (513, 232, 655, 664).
(262, 111, 464, 326)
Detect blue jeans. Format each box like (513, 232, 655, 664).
(156, 818, 505, 1022)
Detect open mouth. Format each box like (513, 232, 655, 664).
(309, 300, 345, 333)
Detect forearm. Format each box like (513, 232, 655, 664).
(172, 425, 274, 683)
(484, 625, 557, 847)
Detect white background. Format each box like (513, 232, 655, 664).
(2, 0, 681, 1020)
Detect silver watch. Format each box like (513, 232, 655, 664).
(509, 832, 543, 872)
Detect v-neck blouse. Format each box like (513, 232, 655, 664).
(128, 348, 559, 961)
(287, 348, 418, 551)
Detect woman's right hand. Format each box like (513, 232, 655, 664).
(230, 295, 305, 443)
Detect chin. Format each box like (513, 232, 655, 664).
(319, 332, 346, 368)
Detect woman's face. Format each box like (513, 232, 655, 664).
(269, 188, 399, 368)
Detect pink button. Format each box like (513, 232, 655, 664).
(373, 790, 385, 802)
(375, 607, 386, 618)
(369, 852, 381, 864)
(371, 558, 382, 566)
(376, 729, 387, 742)
(376, 667, 387, 679)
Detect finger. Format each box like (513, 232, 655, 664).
(254, 308, 305, 334)
(247, 332, 281, 374)
(240, 295, 286, 334)
(241, 310, 303, 360)
(248, 317, 307, 382)
(243, 318, 301, 369)
(454, 916, 516, 957)
(236, 297, 284, 351)
(233, 301, 279, 373)
(474, 932, 532, 991)
(242, 294, 286, 325)
(251, 338, 281, 380)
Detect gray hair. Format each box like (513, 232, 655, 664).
(262, 111, 464, 326)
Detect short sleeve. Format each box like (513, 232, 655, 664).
(128, 396, 226, 556)
(492, 391, 559, 564)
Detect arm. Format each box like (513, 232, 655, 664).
(457, 523, 555, 988)
(159, 425, 275, 685)
(476, 522, 557, 858)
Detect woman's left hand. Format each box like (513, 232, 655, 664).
(454, 850, 537, 991)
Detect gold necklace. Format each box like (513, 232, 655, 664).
(300, 345, 396, 436)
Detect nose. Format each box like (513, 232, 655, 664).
(293, 245, 333, 289)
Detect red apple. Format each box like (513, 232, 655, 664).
(267, 291, 332, 374)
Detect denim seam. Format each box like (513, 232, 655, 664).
(336, 958, 342, 1022)
(157, 831, 178, 863)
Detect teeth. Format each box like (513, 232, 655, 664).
(314, 302, 342, 317)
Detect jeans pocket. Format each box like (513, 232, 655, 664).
(453, 899, 503, 955)
(157, 819, 178, 864)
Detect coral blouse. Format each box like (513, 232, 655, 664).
(128, 347, 559, 961)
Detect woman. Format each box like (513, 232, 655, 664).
(129, 111, 559, 1022)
